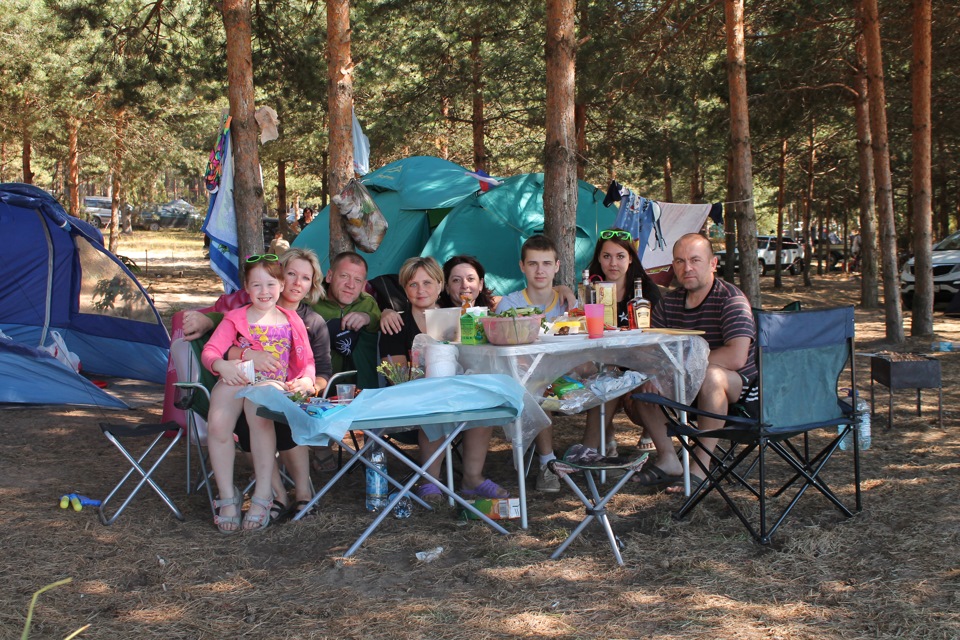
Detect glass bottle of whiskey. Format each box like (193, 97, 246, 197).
(627, 278, 651, 330)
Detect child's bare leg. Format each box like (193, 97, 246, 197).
(279, 446, 313, 504)
(461, 427, 494, 489)
(207, 382, 245, 529)
(582, 398, 620, 452)
(243, 400, 278, 529)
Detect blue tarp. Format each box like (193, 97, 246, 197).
(0, 183, 170, 405)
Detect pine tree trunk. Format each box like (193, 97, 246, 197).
(725, 0, 759, 306)
(543, 0, 578, 288)
(854, 31, 880, 309)
(802, 120, 815, 287)
(470, 34, 486, 173)
(910, 0, 933, 336)
(860, 0, 904, 343)
(108, 109, 125, 253)
(277, 159, 289, 238)
(664, 153, 673, 203)
(67, 117, 80, 217)
(774, 137, 787, 289)
(21, 117, 33, 185)
(327, 0, 354, 257)
(575, 102, 586, 181)
(222, 0, 265, 258)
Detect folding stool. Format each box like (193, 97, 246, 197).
(98, 421, 185, 525)
(548, 449, 650, 565)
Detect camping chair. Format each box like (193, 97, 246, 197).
(633, 305, 862, 544)
(548, 449, 650, 565)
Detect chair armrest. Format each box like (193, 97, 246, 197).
(631, 392, 758, 427)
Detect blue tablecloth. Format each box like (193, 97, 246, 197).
(237, 373, 526, 446)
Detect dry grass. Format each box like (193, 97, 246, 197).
(2, 238, 959, 639)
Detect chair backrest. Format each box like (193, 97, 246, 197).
(755, 305, 855, 433)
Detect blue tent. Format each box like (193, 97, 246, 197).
(293, 156, 479, 275)
(0, 183, 170, 406)
(422, 173, 618, 295)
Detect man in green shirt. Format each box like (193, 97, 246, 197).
(312, 251, 381, 382)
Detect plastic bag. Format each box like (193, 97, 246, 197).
(333, 178, 388, 252)
(39, 331, 81, 373)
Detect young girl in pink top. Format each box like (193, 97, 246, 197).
(201, 254, 315, 533)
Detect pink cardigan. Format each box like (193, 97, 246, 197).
(201, 305, 316, 382)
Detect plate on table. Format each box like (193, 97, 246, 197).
(539, 332, 590, 343)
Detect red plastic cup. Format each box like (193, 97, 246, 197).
(584, 303, 604, 339)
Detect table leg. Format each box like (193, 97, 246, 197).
(513, 418, 529, 529)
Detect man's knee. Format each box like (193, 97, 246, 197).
(701, 365, 742, 403)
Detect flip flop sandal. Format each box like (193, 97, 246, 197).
(292, 500, 317, 519)
(310, 448, 338, 474)
(637, 437, 657, 452)
(213, 485, 243, 535)
(666, 474, 706, 495)
(415, 482, 444, 503)
(630, 463, 682, 487)
(269, 498, 289, 523)
(242, 495, 273, 532)
(460, 478, 509, 499)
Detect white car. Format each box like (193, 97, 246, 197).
(716, 236, 805, 276)
(900, 230, 960, 306)
(82, 196, 113, 228)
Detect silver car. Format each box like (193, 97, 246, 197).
(900, 230, 960, 306)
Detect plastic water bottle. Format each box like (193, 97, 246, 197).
(389, 491, 412, 519)
(840, 389, 871, 451)
(365, 444, 389, 512)
(931, 341, 954, 352)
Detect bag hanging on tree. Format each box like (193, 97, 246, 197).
(333, 178, 388, 252)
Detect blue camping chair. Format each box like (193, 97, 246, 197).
(633, 305, 863, 544)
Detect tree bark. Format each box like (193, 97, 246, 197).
(860, 0, 904, 343)
(802, 119, 816, 287)
(854, 30, 879, 309)
(222, 0, 265, 259)
(21, 116, 33, 185)
(277, 159, 289, 238)
(327, 0, 355, 257)
(543, 0, 578, 288)
(774, 137, 787, 289)
(67, 117, 80, 218)
(725, 0, 759, 305)
(909, 0, 933, 336)
(108, 109, 126, 253)
(664, 153, 673, 203)
(470, 33, 487, 173)
(575, 102, 586, 181)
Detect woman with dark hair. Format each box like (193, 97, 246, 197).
(587, 228, 662, 327)
(583, 229, 662, 455)
(437, 255, 499, 309)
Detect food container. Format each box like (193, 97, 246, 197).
(479, 314, 543, 345)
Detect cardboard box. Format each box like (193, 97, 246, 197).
(460, 313, 488, 345)
(459, 497, 521, 520)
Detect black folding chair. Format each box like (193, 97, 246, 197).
(633, 305, 863, 544)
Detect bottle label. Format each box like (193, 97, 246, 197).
(633, 306, 651, 329)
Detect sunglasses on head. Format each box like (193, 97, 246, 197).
(245, 254, 279, 264)
(600, 230, 632, 241)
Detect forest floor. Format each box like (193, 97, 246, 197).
(2, 230, 958, 639)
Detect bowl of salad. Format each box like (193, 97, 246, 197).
(479, 308, 543, 345)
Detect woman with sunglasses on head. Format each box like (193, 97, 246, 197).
(200, 253, 316, 533)
(582, 229, 663, 456)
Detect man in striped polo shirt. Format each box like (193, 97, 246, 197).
(626, 233, 757, 492)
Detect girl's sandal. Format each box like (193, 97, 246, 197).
(213, 485, 243, 535)
(242, 495, 273, 532)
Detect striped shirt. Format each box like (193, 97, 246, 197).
(652, 277, 757, 380)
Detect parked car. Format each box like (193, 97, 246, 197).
(900, 230, 960, 307)
(82, 196, 113, 228)
(138, 199, 203, 230)
(716, 236, 805, 276)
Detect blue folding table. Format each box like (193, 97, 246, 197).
(244, 374, 525, 557)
